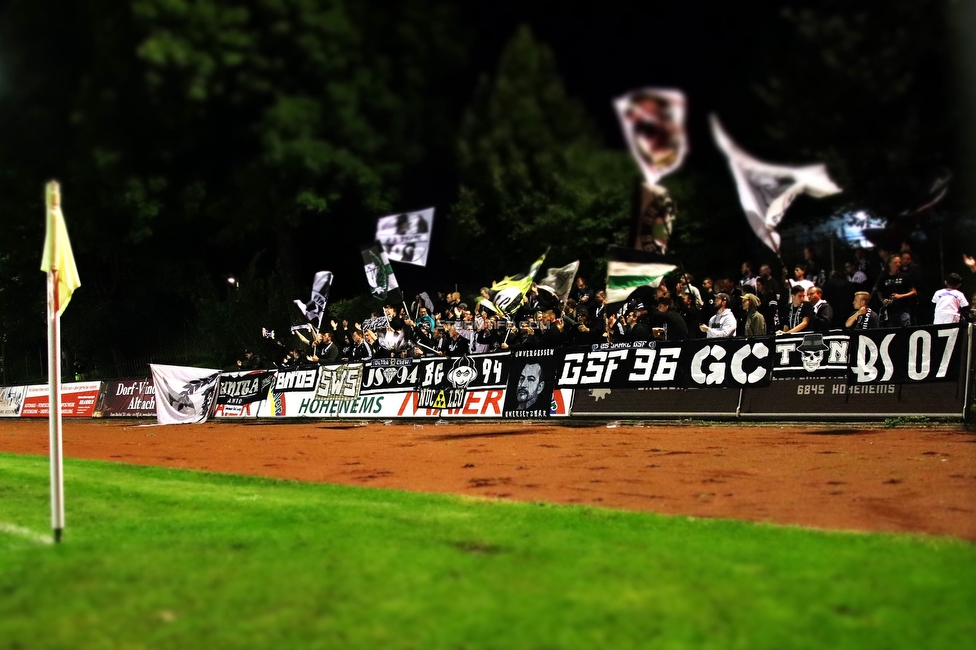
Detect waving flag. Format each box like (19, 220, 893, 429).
(606, 246, 678, 303)
(537, 260, 579, 304)
(293, 270, 333, 330)
(362, 244, 400, 302)
(711, 115, 842, 254)
(485, 250, 548, 316)
(41, 182, 81, 316)
(615, 88, 688, 186)
(376, 208, 434, 266)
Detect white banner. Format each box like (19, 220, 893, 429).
(0, 386, 26, 417)
(150, 364, 221, 425)
(376, 208, 434, 267)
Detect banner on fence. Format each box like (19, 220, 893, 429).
(556, 338, 773, 390)
(150, 365, 221, 425)
(0, 386, 27, 417)
(98, 378, 156, 417)
(773, 332, 850, 377)
(504, 349, 561, 418)
(214, 370, 276, 418)
(360, 358, 418, 394)
(848, 323, 966, 385)
(570, 386, 741, 417)
(18, 382, 102, 418)
(417, 353, 508, 411)
(740, 374, 969, 418)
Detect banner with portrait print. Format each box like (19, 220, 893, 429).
(504, 349, 560, 418)
(614, 88, 688, 186)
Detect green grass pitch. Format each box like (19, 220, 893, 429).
(1, 452, 974, 649)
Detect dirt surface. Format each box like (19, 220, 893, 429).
(2, 419, 975, 540)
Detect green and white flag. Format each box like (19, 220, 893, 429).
(605, 246, 678, 303)
(362, 244, 399, 301)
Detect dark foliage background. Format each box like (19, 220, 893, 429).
(0, 0, 970, 381)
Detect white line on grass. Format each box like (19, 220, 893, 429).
(0, 522, 53, 545)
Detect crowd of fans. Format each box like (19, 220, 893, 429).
(240, 247, 976, 369)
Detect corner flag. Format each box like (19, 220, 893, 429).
(41, 181, 81, 315)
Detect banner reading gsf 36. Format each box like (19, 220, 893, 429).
(556, 338, 773, 390)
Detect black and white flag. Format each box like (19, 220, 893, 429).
(376, 208, 434, 267)
(293, 270, 333, 330)
(537, 261, 579, 304)
(711, 115, 841, 254)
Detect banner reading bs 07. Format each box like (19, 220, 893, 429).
(848, 323, 967, 385)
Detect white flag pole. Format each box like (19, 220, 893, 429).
(46, 183, 65, 544)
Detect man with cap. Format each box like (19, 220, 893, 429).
(700, 292, 736, 338)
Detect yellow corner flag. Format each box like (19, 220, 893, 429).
(40, 181, 81, 315)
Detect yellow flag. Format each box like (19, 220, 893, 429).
(488, 250, 547, 315)
(40, 181, 81, 315)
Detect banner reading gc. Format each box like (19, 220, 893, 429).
(556, 338, 773, 389)
(848, 323, 967, 385)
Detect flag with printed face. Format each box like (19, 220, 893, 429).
(486, 250, 548, 316)
(40, 182, 81, 315)
(615, 88, 688, 186)
(362, 244, 400, 302)
(375, 208, 434, 266)
(537, 260, 579, 304)
(711, 115, 842, 254)
(293, 270, 332, 330)
(605, 246, 678, 303)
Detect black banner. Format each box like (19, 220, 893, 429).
(217, 371, 276, 406)
(741, 375, 968, 418)
(570, 386, 740, 417)
(556, 338, 773, 390)
(557, 341, 683, 389)
(504, 349, 559, 418)
(272, 366, 320, 393)
(848, 323, 966, 385)
(360, 358, 418, 394)
(416, 353, 509, 410)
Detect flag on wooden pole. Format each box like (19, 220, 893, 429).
(40, 181, 80, 543)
